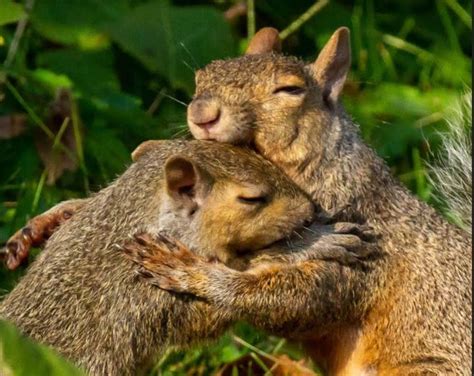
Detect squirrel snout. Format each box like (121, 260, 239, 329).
(188, 99, 221, 130)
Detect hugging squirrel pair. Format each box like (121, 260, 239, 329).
(2, 27, 471, 376)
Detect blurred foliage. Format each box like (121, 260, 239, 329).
(0, 0, 471, 374)
(0, 320, 84, 375)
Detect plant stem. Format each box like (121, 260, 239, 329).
(279, 0, 329, 40)
(70, 96, 89, 193)
(3, 0, 36, 68)
(436, 0, 462, 53)
(5, 80, 79, 167)
(32, 169, 47, 212)
(444, 0, 472, 29)
(382, 34, 434, 62)
(52, 117, 70, 151)
(247, 0, 255, 39)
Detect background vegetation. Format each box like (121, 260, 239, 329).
(0, 0, 471, 374)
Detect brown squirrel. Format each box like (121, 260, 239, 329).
(132, 28, 472, 375)
(0, 139, 374, 375)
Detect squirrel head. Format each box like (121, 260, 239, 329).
(132, 140, 315, 265)
(188, 27, 351, 175)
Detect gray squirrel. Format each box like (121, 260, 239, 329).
(0, 139, 374, 375)
(133, 28, 472, 375)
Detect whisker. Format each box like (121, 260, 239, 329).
(179, 42, 200, 69)
(292, 230, 303, 240)
(171, 129, 191, 139)
(170, 124, 192, 139)
(171, 126, 188, 134)
(170, 122, 189, 129)
(303, 226, 317, 234)
(286, 235, 294, 250)
(181, 59, 196, 73)
(164, 94, 188, 108)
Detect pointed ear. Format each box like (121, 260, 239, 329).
(132, 140, 167, 162)
(312, 27, 351, 105)
(164, 156, 211, 212)
(245, 27, 282, 55)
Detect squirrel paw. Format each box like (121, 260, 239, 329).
(1, 201, 78, 270)
(122, 233, 206, 295)
(315, 222, 380, 266)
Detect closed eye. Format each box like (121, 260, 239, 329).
(238, 196, 268, 205)
(273, 86, 305, 95)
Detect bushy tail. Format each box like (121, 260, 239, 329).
(429, 91, 472, 233)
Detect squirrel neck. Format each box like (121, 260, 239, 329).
(289, 108, 430, 227)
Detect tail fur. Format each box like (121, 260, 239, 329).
(429, 91, 472, 233)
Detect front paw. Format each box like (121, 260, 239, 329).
(316, 222, 380, 266)
(121, 233, 206, 295)
(2, 205, 75, 270)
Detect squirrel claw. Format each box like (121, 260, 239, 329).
(310, 222, 381, 266)
(333, 222, 378, 242)
(4, 230, 32, 270)
(123, 232, 204, 294)
(1, 244, 20, 270)
(3, 200, 82, 270)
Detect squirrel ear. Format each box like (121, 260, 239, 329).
(132, 140, 167, 162)
(245, 27, 282, 55)
(312, 27, 351, 105)
(165, 156, 198, 197)
(164, 156, 211, 210)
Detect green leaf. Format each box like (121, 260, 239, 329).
(219, 344, 243, 363)
(30, 0, 128, 47)
(29, 69, 73, 93)
(85, 125, 131, 181)
(36, 49, 120, 95)
(346, 83, 457, 160)
(108, 1, 236, 95)
(0, 320, 84, 376)
(0, 0, 25, 26)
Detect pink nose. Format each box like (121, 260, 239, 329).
(187, 99, 220, 129)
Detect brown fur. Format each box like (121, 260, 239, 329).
(0, 140, 319, 375)
(1, 139, 375, 375)
(4, 26, 470, 376)
(183, 27, 472, 375)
